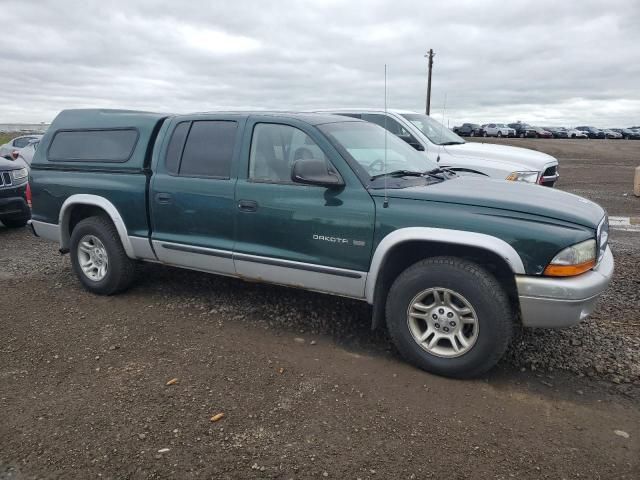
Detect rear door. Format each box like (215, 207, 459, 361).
(150, 114, 245, 275)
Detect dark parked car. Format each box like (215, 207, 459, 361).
(610, 128, 640, 140)
(0, 156, 31, 227)
(544, 127, 569, 139)
(453, 123, 483, 137)
(508, 123, 537, 138)
(576, 126, 605, 139)
(530, 127, 553, 139)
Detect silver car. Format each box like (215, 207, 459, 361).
(0, 134, 43, 159)
(15, 138, 40, 166)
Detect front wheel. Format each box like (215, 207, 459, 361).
(69, 216, 136, 295)
(482, 132, 488, 137)
(497, 131, 502, 137)
(385, 257, 513, 378)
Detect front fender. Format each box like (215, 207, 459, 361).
(365, 227, 525, 304)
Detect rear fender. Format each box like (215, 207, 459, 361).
(59, 194, 135, 258)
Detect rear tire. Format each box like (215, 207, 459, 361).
(69, 216, 136, 295)
(385, 257, 513, 378)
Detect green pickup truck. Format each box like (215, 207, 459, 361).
(30, 109, 613, 378)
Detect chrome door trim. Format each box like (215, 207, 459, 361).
(233, 252, 364, 279)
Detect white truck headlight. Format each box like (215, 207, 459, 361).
(505, 171, 539, 183)
(597, 216, 609, 262)
(12, 167, 28, 181)
(544, 239, 597, 276)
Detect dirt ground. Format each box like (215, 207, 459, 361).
(1, 139, 639, 479)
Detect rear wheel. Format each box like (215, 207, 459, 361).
(385, 257, 513, 378)
(469, 131, 475, 137)
(69, 216, 136, 295)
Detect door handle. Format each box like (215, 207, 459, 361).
(155, 192, 173, 204)
(237, 199, 258, 212)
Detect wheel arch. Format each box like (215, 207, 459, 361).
(59, 194, 135, 258)
(366, 228, 525, 329)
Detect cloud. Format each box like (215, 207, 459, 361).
(1, 0, 639, 127)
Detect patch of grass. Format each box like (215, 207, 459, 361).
(0, 132, 16, 145)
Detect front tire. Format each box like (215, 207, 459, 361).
(385, 257, 513, 378)
(69, 216, 136, 295)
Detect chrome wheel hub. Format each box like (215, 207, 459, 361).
(407, 287, 479, 358)
(77, 235, 108, 281)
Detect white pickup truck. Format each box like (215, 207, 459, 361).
(320, 109, 559, 187)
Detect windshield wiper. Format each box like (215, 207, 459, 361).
(370, 170, 426, 180)
(437, 141, 464, 146)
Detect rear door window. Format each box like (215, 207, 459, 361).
(177, 121, 237, 178)
(165, 122, 189, 174)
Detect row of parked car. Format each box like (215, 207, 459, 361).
(453, 122, 640, 140)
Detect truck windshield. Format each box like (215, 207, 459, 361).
(400, 113, 465, 146)
(319, 121, 439, 182)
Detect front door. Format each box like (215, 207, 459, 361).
(234, 117, 375, 299)
(150, 115, 245, 276)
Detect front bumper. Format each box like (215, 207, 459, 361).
(516, 246, 614, 328)
(0, 194, 29, 218)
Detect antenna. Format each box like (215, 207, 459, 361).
(383, 64, 389, 208)
(436, 93, 447, 164)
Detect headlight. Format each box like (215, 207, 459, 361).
(543, 239, 596, 277)
(597, 215, 609, 262)
(505, 171, 539, 183)
(12, 167, 28, 181)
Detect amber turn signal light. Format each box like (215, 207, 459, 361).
(543, 259, 596, 277)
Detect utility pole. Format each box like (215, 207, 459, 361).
(425, 49, 435, 116)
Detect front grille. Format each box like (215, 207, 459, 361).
(543, 165, 557, 177)
(0, 171, 12, 187)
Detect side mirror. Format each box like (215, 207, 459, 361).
(291, 158, 344, 188)
(397, 134, 425, 151)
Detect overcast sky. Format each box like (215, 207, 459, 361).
(2, 0, 639, 127)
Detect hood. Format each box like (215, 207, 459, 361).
(373, 176, 604, 229)
(0, 156, 22, 170)
(444, 142, 557, 171)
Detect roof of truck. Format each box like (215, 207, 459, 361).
(51, 109, 362, 128)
